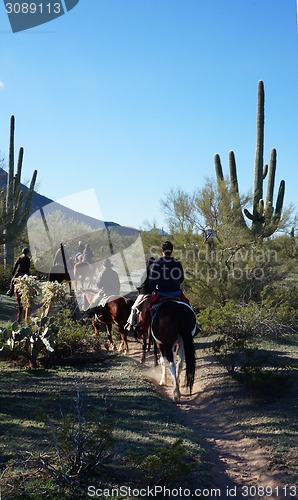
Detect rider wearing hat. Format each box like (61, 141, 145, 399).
(86, 259, 120, 310)
(97, 259, 120, 297)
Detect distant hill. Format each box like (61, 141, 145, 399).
(0, 167, 138, 236)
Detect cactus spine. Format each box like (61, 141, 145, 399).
(1, 115, 37, 266)
(214, 81, 285, 239)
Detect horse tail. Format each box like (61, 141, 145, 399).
(179, 318, 196, 395)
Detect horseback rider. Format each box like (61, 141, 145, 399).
(138, 241, 189, 332)
(85, 258, 120, 310)
(74, 240, 85, 263)
(53, 245, 70, 268)
(82, 243, 94, 264)
(6, 248, 31, 297)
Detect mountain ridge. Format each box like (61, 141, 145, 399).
(0, 167, 138, 235)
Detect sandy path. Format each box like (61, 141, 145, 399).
(128, 338, 292, 500)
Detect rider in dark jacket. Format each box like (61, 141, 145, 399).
(148, 251, 184, 295)
(139, 241, 189, 332)
(6, 248, 31, 296)
(97, 259, 120, 297)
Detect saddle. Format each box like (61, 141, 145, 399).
(150, 299, 198, 337)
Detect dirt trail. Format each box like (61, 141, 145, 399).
(128, 339, 291, 500)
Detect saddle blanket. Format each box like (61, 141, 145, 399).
(151, 300, 197, 337)
(87, 291, 121, 309)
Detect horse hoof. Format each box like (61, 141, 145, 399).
(173, 390, 181, 402)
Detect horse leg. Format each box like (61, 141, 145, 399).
(175, 340, 185, 383)
(16, 294, 23, 323)
(117, 326, 128, 354)
(169, 358, 180, 402)
(159, 346, 167, 386)
(166, 344, 181, 402)
(151, 336, 158, 367)
(105, 324, 115, 350)
(17, 304, 23, 323)
(141, 329, 148, 363)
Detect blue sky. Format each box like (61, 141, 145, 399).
(0, 0, 297, 231)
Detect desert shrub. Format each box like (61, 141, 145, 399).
(53, 309, 97, 358)
(131, 439, 197, 487)
(197, 300, 260, 372)
(197, 300, 296, 397)
(0, 391, 114, 499)
(0, 263, 11, 288)
(261, 283, 298, 329)
(197, 298, 296, 373)
(235, 370, 293, 400)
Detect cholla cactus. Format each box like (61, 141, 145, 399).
(14, 274, 41, 310)
(41, 281, 67, 316)
(0, 316, 59, 369)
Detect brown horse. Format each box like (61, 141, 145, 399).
(48, 264, 72, 286)
(151, 300, 197, 402)
(83, 289, 133, 353)
(15, 290, 25, 322)
(73, 261, 96, 291)
(129, 294, 152, 363)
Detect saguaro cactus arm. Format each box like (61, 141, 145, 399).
(0, 115, 37, 258)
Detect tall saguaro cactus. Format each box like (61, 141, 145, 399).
(214, 81, 285, 239)
(0, 115, 37, 267)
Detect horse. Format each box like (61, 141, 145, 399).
(129, 294, 152, 363)
(48, 264, 72, 285)
(151, 299, 197, 402)
(83, 289, 133, 353)
(73, 261, 96, 291)
(73, 260, 100, 291)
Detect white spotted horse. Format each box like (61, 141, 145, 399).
(151, 299, 197, 402)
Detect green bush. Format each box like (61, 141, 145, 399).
(261, 283, 298, 328)
(54, 309, 97, 358)
(0, 391, 115, 499)
(197, 298, 296, 396)
(0, 264, 11, 289)
(131, 439, 196, 487)
(197, 300, 260, 372)
(235, 370, 293, 400)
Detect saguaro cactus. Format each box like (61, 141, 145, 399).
(0, 115, 37, 266)
(214, 81, 285, 239)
